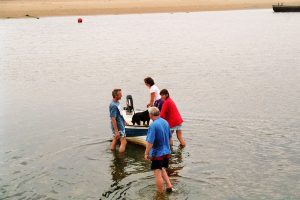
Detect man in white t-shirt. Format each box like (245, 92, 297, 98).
(144, 77, 164, 110)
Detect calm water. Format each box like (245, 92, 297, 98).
(1, 9, 300, 200)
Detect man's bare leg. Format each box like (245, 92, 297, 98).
(119, 137, 127, 153)
(154, 169, 164, 193)
(162, 168, 172, 189)
(111, 137, 118, 151)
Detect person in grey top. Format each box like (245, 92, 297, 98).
(109, 89, 127, 153)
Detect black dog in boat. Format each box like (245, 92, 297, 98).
(132, 110, 150, 126)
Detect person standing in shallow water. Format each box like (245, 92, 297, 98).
(160, 89, 186, 147)
(144, 107, 174, 193)
(144, 77, 164, 111)
(109, 89, 127, 153)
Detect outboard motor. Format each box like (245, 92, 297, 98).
(126, 95, 134, 113)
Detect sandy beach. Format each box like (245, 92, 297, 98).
(1, 0, 300, 18)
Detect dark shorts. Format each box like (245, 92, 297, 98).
(151, 154, 170, 170)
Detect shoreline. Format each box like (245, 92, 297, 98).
(1, 0, 300, 19)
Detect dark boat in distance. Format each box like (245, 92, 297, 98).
(273, 3, 300, 12)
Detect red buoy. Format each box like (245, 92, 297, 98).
(78, 18, 83, 23)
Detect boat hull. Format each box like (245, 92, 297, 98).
(124, 122, 148, 147)
(126, 136, 147, 147)
(125, 125, 148, 137)
(273, 5, 300, 12)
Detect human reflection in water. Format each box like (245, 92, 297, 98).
(102, 143, 149, 199)
(101, 144, 186, 199)
(168, 146, 185, 177)
(153, 192, 168, 200)
(110, 151, 128, 185)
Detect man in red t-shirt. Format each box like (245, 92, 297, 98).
(160, 89, 186, 147)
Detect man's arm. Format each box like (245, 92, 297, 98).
(144, 142, 153, 160)
(145, 125, 155, 160)
(111, 117, 120, 138)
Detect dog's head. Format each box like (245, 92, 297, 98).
(143, 110, 149, 115)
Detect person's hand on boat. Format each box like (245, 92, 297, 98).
(147, 103, 152, 108)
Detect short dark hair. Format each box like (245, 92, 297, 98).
(144, 77, 155, 86)
(112, 89, 121, 98)
(160, 89, 169, 99)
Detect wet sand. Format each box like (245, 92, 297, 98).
(1, 0, 300, 18)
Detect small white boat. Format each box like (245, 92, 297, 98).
(122, 95, 151, 147)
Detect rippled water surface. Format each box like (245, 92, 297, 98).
(1, 9, 300, 200)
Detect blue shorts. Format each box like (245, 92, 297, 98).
(112, 130, 126, 138)
(170, 124, 182, 132)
